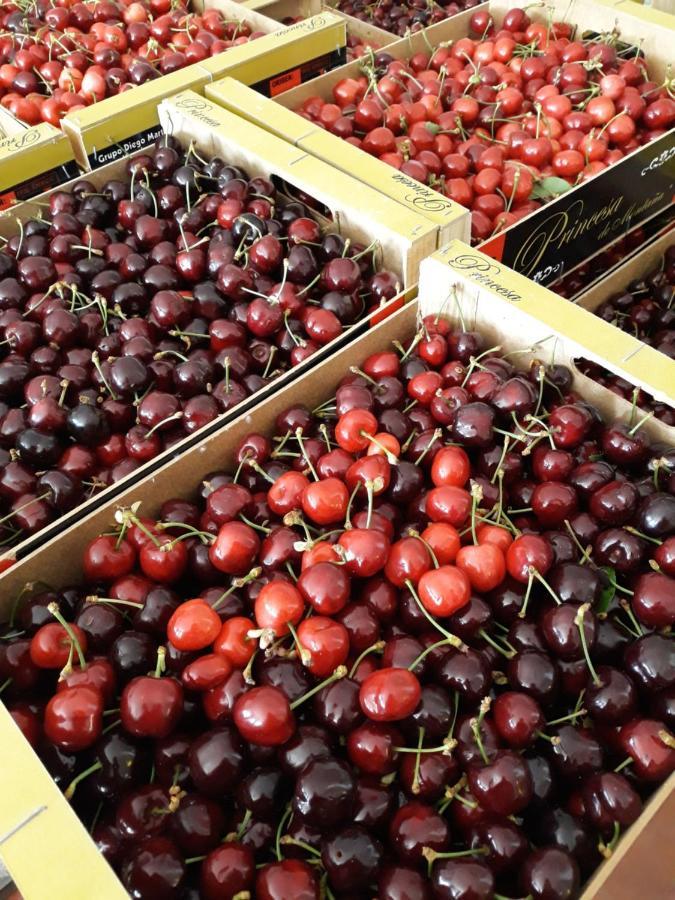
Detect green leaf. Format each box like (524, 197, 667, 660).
(597, 567, 617, 615)
(530, 177, 573, 201)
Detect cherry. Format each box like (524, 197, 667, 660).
(322, 824, 382, 892)
(493, 691, 544, 747)
(468, 750, 533, 816)
(201, 843, 254, 900)
(359, 667, 421, 722)
(121, 836, 185, 900)
(188, 726, 245, 796)
(294, 755, 356, 827)
(44, 685, 103, 751)
(256, 859, 318, 900)
(390, 801, 449, 865)
(620, 719, 675, 780)
(431, 858, 495, 900)
(234, 685, 294, 746)
(120, 648, 183, 738)
(520, 847, 579, 900)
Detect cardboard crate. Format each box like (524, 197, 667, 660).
(0, 100, 423, 567)
(575, 227, 674, 314)
(0, 266, 673, 898)
(61, 10, 346, 171)
(205, 77, 471, 248)
(159, 91, 438, 286)
(209, 0, 675, 285)
(423, 241, 675, 437)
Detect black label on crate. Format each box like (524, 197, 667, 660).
(87, 125, 164, 170)
(480, 131, 675, 286)
(252, 48, 347, 99)
(0, 159, 81, 212)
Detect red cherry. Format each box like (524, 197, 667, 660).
(233, 685, 295, 746)
(506, 534, 554, 582)
(425, 486, 471, 526)
(359, 668, 421, 722)
(254, 580, 304, 637)
(182, 654, 233, 691)
(83, 535, 135, 581)
(417, 565, 472, 616)
(44, 685, 103, 751)
(30, 621, 88, 669)
(167, 599, 222, 651)
(456, 543, 506, 592)
(431, 446, 471, 487)
(120, 666, 183, 739)
(297, 617, 349, 677)
(139, 538, 187, 584)
(209, 521, 261, 575)
(213, 617, 255, 669)
(301, 477, 349, 525)
(256, 859, 318, 900)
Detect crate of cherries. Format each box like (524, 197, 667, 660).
(1, 295, 673, 899)
(292, 4, 675, 244)
(0, 136, 401, 556)
(575, 240, 675, 427)
(332, 0, 482, 37)
(0, 0, 265, 128)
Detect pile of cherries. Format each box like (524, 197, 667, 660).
(576, 243, 675, 426)
(2, 312, 674, 899)
(0, 137, 399, 551)
(296, 7, 675, 242)
(335, 0, 479, 37)
(0, 0, 262, 127)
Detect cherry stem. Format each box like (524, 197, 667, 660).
(423, 846, 488, 875)
(414, 428, 442, 466)
(154, 646, 166, 679)
(295, 428, 319, 481)
(598, 821, 621, 860)
(406, 580, 463, 649)
(546, 708, 588, 726)
(86, 595, 143, 609)
(614, 757, 633, 774)
(659, 729, 675, 749)
(408, 530, 439, 568)
(48, 602, 87, 673)
(470, 696, 492, 764)
(531, 569, 562, 606)
(575, 604, 600, 686)
(0, 677, 12, 695)
(275, 806, 293, 861)
(236, 808, 252, 841)
(518, 570, 535, 619)
(364, 432, 398, 464)
(287, 622, 310, 667)
(289, 665, 347, 710)
(411, 726, 425, 794)
(478, 628, 516, 659)
(64, 760, 103, 801)
(349, 640, 385, 679)
(619, 599, 643, 636)
(407, 637, 451, 673)
(470, 480, 483, 545)
(212, 568, 261, 610)
(280, 836, 322, 858)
